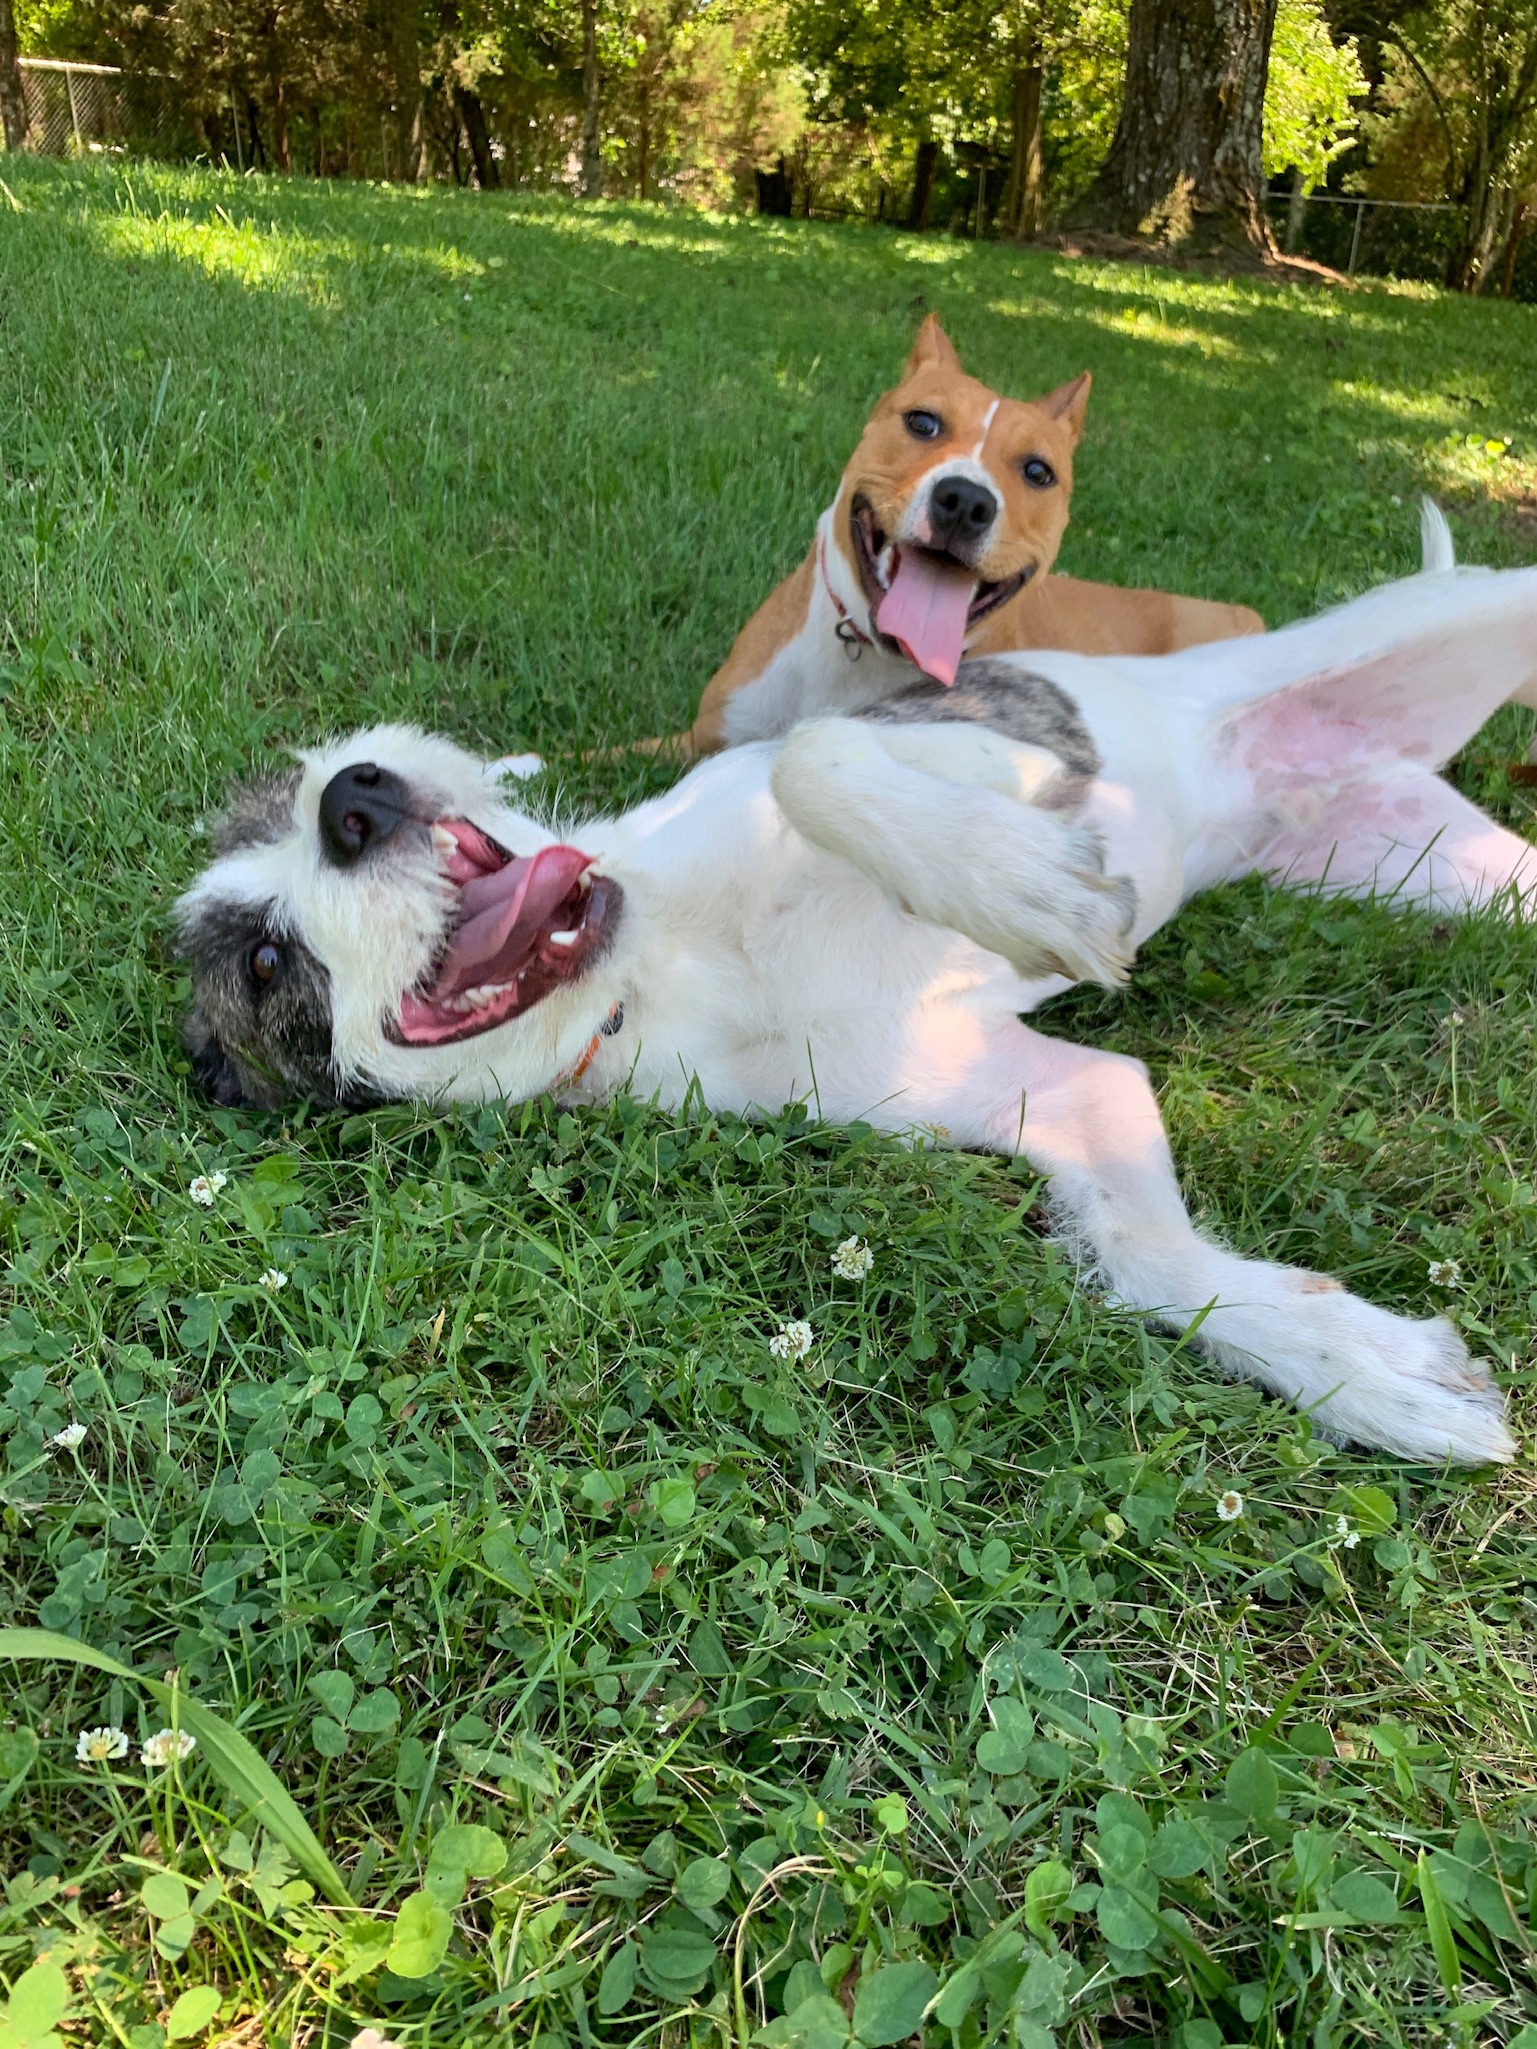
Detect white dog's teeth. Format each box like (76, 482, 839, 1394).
(577, 872, 593, 893)
(431, 824, 457, 858)
(548, 930, 578, 947)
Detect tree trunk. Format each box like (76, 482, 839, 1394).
(756, 156, 792, 214)
(245, 93, 268, 169)
(389, 0, 424, 183)
(0, 0, 28, 154)
(580, 0, 601, 198)
(638, 64, 649, 199)
(270, 66, 291, 172)
(1447, 143, 1506, 293)
(1284, 164, 1307, 252)
(1003, 57, 1045, 238)
(908, 138, 938, 230)
(1073, 0, 1279, 256)
(454, 85, 498, 188)
(1501, 201, 1528, 298)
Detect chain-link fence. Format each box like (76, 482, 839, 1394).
(13, 58, 190, 160)
(1266, 185, 1537, 303)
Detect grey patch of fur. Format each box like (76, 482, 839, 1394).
(854, 660, 1101, 782)
(177, 891, 364, 1111)
(211, 767, 302, 857)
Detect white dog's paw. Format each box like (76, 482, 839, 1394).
(486, 753, 546, 782)
(1369, 1314, 1517, 1465)
(1209, 1286, 1516, 1466)
(984, 824, 1138, 988)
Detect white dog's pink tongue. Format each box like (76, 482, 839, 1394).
(429, 844, 592, 1000)
(875, 550, 975, 686)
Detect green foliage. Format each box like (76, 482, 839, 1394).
(1263, 0, 1368, 188)
(1365, 1, 1537, 287)
(0, 161, 1533, 2045)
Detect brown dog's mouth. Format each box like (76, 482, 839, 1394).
(850, 496, 1033, 683)
(389, 819, 620, 1047)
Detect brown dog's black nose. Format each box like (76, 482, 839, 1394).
(929, 474, 997, 548)
(319, 761, 411, 867)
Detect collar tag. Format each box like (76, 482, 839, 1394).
(819, 532, 873, 657)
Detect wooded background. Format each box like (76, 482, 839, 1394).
(2, 0, 1535, 297)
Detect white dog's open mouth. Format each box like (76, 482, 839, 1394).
(392, 820, 618, 1046)
(851, 496, 1032, 687)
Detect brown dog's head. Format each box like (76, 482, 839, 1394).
(829, 314, 1090, 685)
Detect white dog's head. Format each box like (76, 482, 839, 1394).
(175, 726, 627, 1109)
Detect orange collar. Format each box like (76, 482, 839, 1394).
(819, 531, 873, 651)
(553, 1003, 624, 1092)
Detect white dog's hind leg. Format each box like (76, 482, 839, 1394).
(934, 1024, 1514, 1464)
(772, 717, 1136, 987)
(1255, 765, 1537, 914)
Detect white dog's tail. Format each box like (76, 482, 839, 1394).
(1420, 497, 1455, 574)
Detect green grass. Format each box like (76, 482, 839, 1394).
(1, 157, 1536, 2049)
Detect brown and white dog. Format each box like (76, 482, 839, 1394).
(672, 316, 1264, 757)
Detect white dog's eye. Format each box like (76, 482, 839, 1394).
(1021, 455, 1057, 489)
(250, 942, 282, 986)
(903, 409, 943, 440)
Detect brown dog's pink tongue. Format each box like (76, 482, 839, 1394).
(875, 550, 976, 686)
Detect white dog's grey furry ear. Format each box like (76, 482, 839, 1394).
(182, 1003, 254, 1107)
(1420, 498, 1455, 575)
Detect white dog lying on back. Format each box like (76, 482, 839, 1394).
(177, 544, 1537, 1466)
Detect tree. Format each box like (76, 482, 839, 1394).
(1378, 1, 1537, 288)
(1072, 0, 1280, 254)
(0, 0, 27, 152)
(387, 0, 425, 177)
(579, 0, 599, 191)
(1264, 0, 1367, 247)
(1265, 0, 1367, 187)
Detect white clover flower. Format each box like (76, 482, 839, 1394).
(1333, 1515, 1361, 1550)
(831, 1236, 874, 1281)
(189, 1170, 228, 1207)
(1427, 1258, 1462, 1287)
(50, 1422, 87, 1452)
(1216, 1490, 1245, 1523)
(768, 1319, 814, 1362)
(259, 1268, 289, 1292)
(141, 1728, 197, 1770)
(75, 1725, 129, 1764)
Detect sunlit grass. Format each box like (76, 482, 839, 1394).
(0, 155, 1534, 2048)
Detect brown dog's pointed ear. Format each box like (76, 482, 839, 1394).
(1041, 371, 1092, 439)
(904, 313, 962, 378)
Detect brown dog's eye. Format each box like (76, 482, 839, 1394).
(250, 942, 282, 986)
(903, 409, 943, 440)
(1021, 456, 1056, 489)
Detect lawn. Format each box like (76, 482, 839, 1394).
(0, 156, 1535, 2049)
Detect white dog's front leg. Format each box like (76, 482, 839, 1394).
(934, 1024, 1513, 1465)
(771, 717, 1136, 986)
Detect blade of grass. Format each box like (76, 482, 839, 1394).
(0, 1627, 351, 1906)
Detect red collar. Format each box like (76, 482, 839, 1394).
(819, 531, 873, 650)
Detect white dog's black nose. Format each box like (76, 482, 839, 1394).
(319, 762, 411, 866)
(930, 474, 997, 547)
